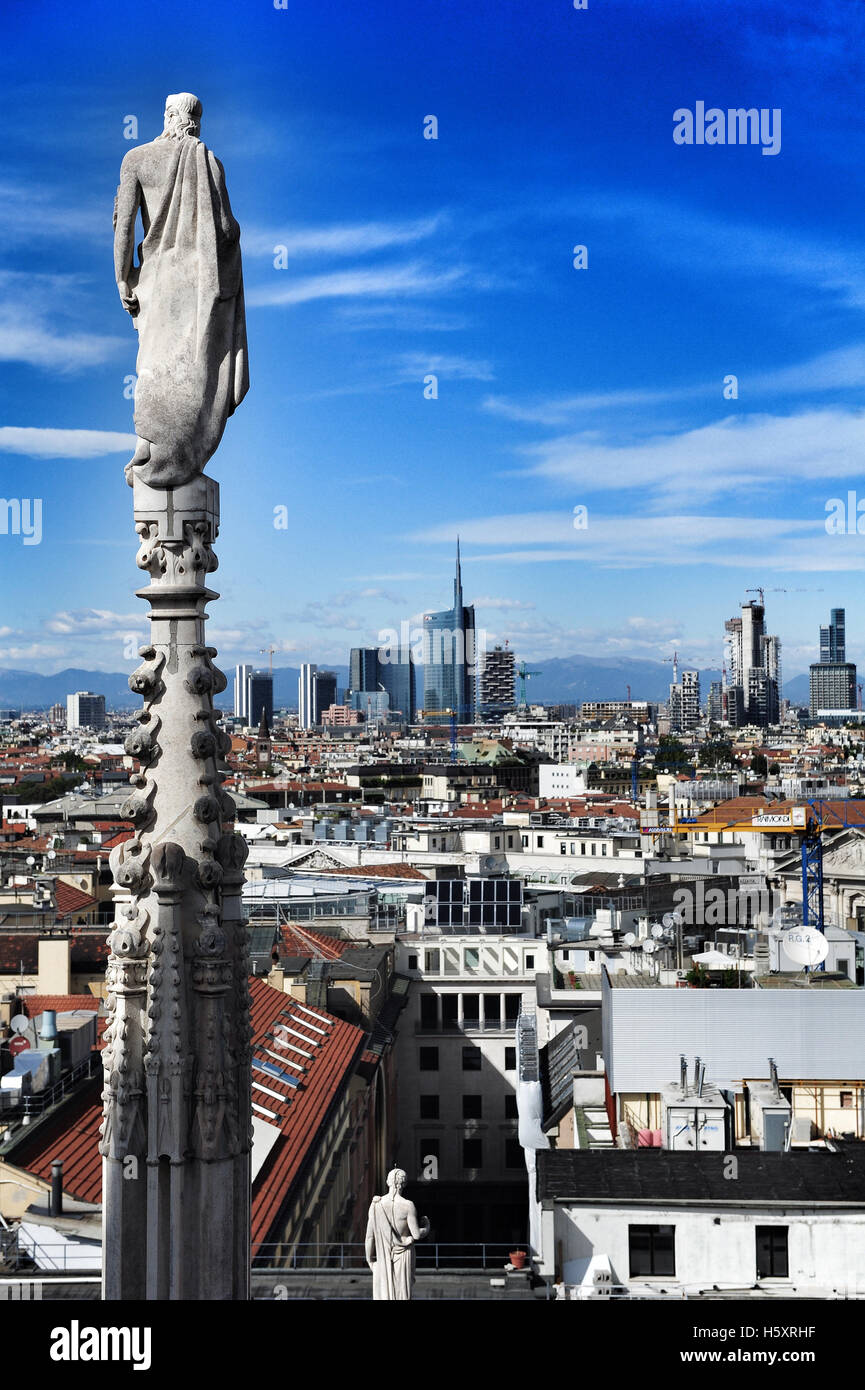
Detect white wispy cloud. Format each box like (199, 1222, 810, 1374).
(393, 352, 494, 382)
(243, 215, 444, 259)
(247, 263, 467, 308)
(0, 272, 127, 371)
(413, 511, 864, 572)
(470, 596, 536, 610)
(45, 610, 146, 635)
(0, 429, 136, 459)
(483, 346, 865, 430)
(518, 409, 865, 506)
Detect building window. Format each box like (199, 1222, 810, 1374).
(494, 836, 500, 849)
(521, 835, 528, 848)
(580, 842, 586, 855)
(628, 1225, 675, 1278)
(462, 1046, 482, 1072)
(462, 1138, 483, 1169)
(537, 836, 544, 848)
(526, 954, 535, 970)
(420, 1094, 439, 1119)
(504, 1094, 518, 1118)
(505, 1046, 516, 1071)
(505, 1139, 523, 1168)
(420, 995, 438, 1029)
(462, 1094, 482, 1119)
(507, 836, 514, 848)
(408, 954, 418, 971)
(756, 1226, 788, 1279)
(419, 1047, 439, 1071)
(841, 1090, 854, 1109)
(560, 843, 567, 854)
(464, 947, 479, 971)
(425, 950, 440, 973)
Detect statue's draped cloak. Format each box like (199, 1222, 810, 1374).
(367, 1197, 415, 1301)
(129, 136, 248, 488)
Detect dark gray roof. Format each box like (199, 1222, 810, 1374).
(538, 1148, 865, 1207)
(539, 1022, 582, 1129)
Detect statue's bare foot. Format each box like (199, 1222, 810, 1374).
(125, 437, 152, 487)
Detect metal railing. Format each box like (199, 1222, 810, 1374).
(251, 1241, 517, 1272)
(0, 1054, 99, 1117)
(414, 1019, 516, 1034)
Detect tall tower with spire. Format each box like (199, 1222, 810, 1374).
(422, 538, 477, 721)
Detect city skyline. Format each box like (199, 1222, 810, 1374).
(2, 2, 865, 684)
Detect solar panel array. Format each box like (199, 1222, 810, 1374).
(250, 999, 335, 1124)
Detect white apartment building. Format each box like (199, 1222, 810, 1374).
(65, 691, 106, 731)
(393, 928, 545, 1245)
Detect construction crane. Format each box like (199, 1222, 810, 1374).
(662, 652, 679, 685)
(259, 645, 277, 675)
(515, 661, 542, 708)
(745, 588, 765, 606)
(423, 708, 460, 762)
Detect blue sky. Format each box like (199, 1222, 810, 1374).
(1, 0, 864, 685)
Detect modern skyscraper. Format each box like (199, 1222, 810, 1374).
(422, 540, 477, 722)
(298, 663, 317, 729)
(820, 608, 846, 664)
(680, 670, 701, 730)
(66, 691, 106, 731)
(479, 644, 515, 720)
(234, 662, 253, 719)
(349, 647, 379, 694)
(810, 663, 856, 717)
(723, 600, 779, 727)
(247, 670, 273, 727)
(298, 664, 337, 728)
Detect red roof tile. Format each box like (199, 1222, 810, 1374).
(10, 977, 365, 1245)
(54, 882, 98, 919)
(21, 994, 99, 1017)
(278, 924, 354, 959)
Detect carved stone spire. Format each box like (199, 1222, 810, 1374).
(104, 96, 251, 1301)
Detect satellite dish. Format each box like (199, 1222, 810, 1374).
(651, 924, 665, 939)
(781, 928, 829, 968)
(772, 903, 802, 931)
(623, 932, 636, 946)
(10, 1014, 29, 1035)
(642, 939, 657, 954)
(663, 910, 684, 929)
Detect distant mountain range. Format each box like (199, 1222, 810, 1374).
(0, 659, 812, 711)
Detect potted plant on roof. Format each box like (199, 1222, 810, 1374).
(509, 1249, 528, 1270)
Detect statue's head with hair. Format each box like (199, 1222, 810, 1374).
(386, 1168, 407, 1194)
(161, 93, 202, 141)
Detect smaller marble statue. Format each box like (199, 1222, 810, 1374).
(365, 1169, 430, 1301)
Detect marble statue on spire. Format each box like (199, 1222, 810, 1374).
(113, 92, 249, 489)
(365, 1169, 430, 1300)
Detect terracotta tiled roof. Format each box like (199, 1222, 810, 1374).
(248, 977, 365, 1249)
(11, 1078, 104, 1204)
(21, 994, 99, 1018)
(54, 882, 98, 918)
(100, 831, 134, 850)
(320, 862, 427, 880)
(0, 932, 109, 972)
(278, 924, 354, 959)
(9, 977, 366, 1244)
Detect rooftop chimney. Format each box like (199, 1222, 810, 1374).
(50, 1160, 63, 1217)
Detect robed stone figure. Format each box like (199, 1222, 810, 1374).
(365, 1169, 430, 1301)
(113, 92, 249, 489)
